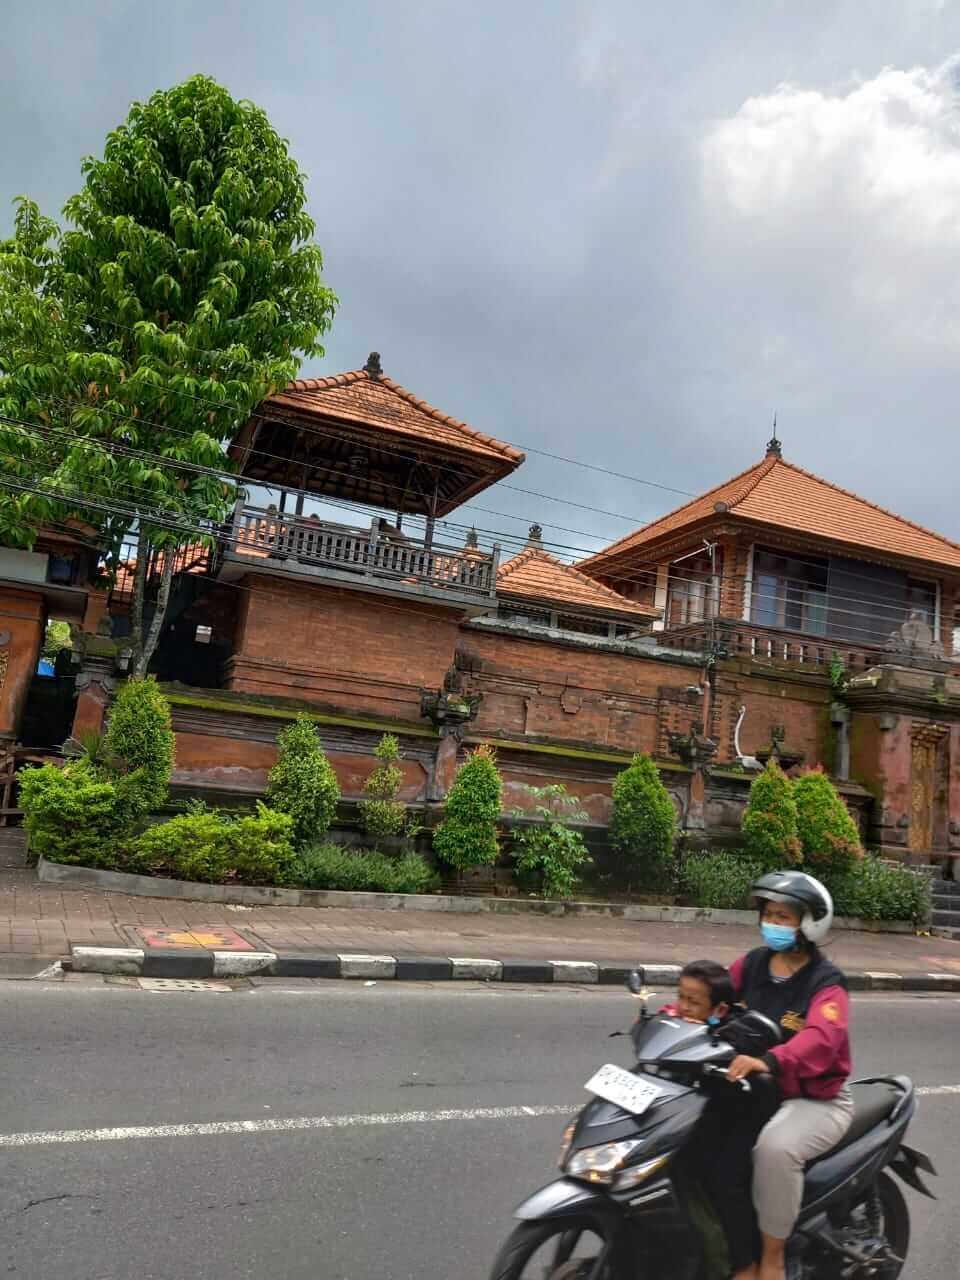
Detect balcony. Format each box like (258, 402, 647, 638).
(218, 503, 500, 609)
(656, 619, 891, 673)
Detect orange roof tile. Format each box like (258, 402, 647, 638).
(579, 454, 960, 572)
(265, 360, 524, 466)
(497, 545, 658, 619)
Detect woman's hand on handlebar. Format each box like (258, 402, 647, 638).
(726, 1054, 771, 1082)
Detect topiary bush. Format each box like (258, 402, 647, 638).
(792, 767, 863, 875)
(741, 760, 802, 872)
(608, 752, 677, 891)
(265, 715, 340, 847)
(826, 857, 930, 924)
(104, 677, 175, 824)
(358, 733, 408, 840)
(682, 850, 763, 910)
(432, 744, 502, 871)
(19, 763, 124, 868)
(292, 843, 438, 894)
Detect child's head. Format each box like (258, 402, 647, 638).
(676, 960, 734, 1024)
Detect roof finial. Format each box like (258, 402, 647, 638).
(464, 526, 479, 549)
(363, 351, 383, 380)
(526, 523, 543, 548)
(765, 412, 781, 459)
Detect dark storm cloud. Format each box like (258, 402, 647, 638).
(3, 0, 960, 554)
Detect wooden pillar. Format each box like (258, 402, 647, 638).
(0, 588, 45, 745)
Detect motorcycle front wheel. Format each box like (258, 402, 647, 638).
(489, 1218, 621, 1280)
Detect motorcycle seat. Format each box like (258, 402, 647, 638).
(807, 1080, 902, 1166)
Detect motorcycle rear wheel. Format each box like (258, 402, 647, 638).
(820, 1173, 910, 1280)
(489, 1218, 620, 1280)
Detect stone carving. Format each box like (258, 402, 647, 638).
(668, 727, 718, 769)
(886, 610, 943, 660)
(0, 629, 8, 691)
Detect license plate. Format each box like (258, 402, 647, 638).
(584, 1064, 661, 1115)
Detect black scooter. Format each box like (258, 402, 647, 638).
(489, 975, 936, 1280)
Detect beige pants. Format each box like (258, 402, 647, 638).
(752, 1088, 855, 1239)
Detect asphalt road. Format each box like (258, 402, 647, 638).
(0, 978, 956, 1280)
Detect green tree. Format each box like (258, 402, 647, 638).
(104, 676, 175, 818)
(433, 745, 502, 871)
(741, 760, 802, 872)
(509, 784, 591, 899)
(792, 767, 863, 875)
(358, 733, 408, 841)
(0, 75, 337, 673)
(608, 752, 677, 890)
(266, 715, 340, 847)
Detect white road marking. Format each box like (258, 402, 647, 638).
(0, 1103, 576, 1149)
(0, 1087, 957, 1150)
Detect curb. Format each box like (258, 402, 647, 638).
(63, 947, 960, 992)
(35, 859, 916, 933)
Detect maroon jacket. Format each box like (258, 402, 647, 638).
(729, 949, 851, 1100)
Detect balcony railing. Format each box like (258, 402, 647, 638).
(221, 505, 500, 601)
(656, 619, 892, 672)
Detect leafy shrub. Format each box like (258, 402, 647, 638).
(104, 677, 175, 823)
(292, 843, 438, 894)
(433, 745, 502, 870)
(510, 784, 591, 899)
(19, 763, 123, 867)
(792, 768, 863, 874)
(741, 761, 802, 872)
(682, 851, 763, 910)
(826, 857, 930, 924)
(266, 715, 340, 847)
(127, 803, 296, 884)
(358, 734, 408, 840)
(608, 752, 677, 890)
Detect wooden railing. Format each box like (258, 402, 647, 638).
(656, 619, 889, 671)
(227, 506, 500, 599)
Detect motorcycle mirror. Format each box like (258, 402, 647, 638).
(627, 969, 644, 995)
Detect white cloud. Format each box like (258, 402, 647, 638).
(702, 58, 960, 356)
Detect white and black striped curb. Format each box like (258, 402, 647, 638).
(63, 947, 960, 991)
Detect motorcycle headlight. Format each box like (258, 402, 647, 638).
(565, 1138, 645, 1184)
(613, 1153, 670, 1191)
(558, 1123, 576, 1169)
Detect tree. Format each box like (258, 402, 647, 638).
(792, 767, 863, 875)
(741, 760, 802, 872)
(608, 752, 677, 890)
(358, 733, 409, 841)
(433, 745, 502, 871)
(0, 75, 337, 673)
(265, 715, 340, 848)
(509, 784, 591, 899)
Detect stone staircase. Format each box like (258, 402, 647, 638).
(931, 875, 960, 940)
(0, 827, 27, 869)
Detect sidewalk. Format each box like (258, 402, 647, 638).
(2, 866, 959, 980)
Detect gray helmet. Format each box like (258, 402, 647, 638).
(751, 870, 834, 944)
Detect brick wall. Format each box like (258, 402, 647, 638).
(225, 574, 463, 719)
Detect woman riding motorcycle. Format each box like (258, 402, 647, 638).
(701, 871, 853, 1280)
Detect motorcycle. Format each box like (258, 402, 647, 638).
(489, 973, 936, 1280)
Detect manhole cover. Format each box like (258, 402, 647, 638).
(138, 978, 233, 992)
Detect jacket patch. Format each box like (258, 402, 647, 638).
(821, 1001, 842, 1025)
(780, 1011, 806, 1033)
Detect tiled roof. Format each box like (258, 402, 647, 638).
(497, 545, 658, 619)
(264, 361, 524, 466)
(580, 454, 960, 572)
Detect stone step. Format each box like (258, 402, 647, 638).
(0, 828, 27, 868)
(932, 926, 960, 941)
(931, 879, 960, 898)
(930, 908, 960, 928)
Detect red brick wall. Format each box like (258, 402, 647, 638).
(462, 627, 704, 753)
(225, 575, 462, 719)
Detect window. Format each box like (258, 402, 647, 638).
(556, 613, 609, 637)
(498, 604, 551, 627)
(751, 549, 828, 636)
(665, 552, 719, 627)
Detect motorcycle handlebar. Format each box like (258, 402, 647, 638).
(701, 1062, 752, 1093)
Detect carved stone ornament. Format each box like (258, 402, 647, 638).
(668, 727, 718, 769)
(885, 610, 943, 662)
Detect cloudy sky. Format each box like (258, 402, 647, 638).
(3, 1, 960, 557)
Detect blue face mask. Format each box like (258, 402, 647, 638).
(761, 922, 799, 952)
